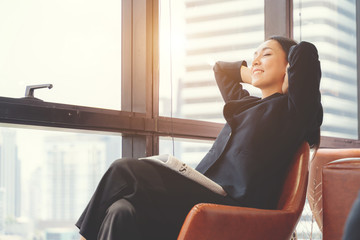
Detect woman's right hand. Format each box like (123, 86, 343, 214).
(240, 65, 252, 84)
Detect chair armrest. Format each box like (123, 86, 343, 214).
(178, 203, 298, 240)
(307, 149, 360, 231)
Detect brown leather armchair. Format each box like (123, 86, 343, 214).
(307, 148, 360, 239)
(178, 142, 310, 240)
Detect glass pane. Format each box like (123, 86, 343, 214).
(0, 1, 122, 110)
(159, 0, 264, 123)
(293, 0, 358, 139)
(0, 126, 121, 239)
(160, 137, 213, 168)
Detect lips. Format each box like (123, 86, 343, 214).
(252, 69, 264, 74)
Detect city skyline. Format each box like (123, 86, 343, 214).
(0, 127, 121, 239)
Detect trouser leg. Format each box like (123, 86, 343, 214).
(98, 199, 142, 240)
(343, 190, 360, 240)
(76, 158, 237, 240)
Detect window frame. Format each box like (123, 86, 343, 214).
(357, 0, 360, 140)
(0, 0, 359, 159)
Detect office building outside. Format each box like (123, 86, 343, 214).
(0, 130, 21, 220)
(294, 0, 357, 139)
(0, 129, 120, 238)
(0, 188, 5, 234)
(39, 134, 120, 221)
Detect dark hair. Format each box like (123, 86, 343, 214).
(306, 128, 321, 149)
(269, 36, 321, 150)
(268, 36, 297, 61)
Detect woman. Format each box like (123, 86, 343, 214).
(76, 36, 323, 240)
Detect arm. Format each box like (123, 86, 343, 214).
(240, 65, 252, 84)
(287, 41, 322, 123)
(213, 61, 250, 102)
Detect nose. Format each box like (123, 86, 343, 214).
(252, 55, 260, 67)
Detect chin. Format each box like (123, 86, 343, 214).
(252, 80, 264, 89)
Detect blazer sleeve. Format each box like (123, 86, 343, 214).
(213, 61, 250, 103)
(287, 41, 323, 125)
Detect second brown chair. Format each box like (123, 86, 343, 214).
(307, 148, 360, 239)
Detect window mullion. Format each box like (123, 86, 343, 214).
(152, 0, 160, 155)
(121, 0, 133, 112)
(121, 0, 157, 157)
(357, 0, 360, 140)
(264, 0, 293, 39)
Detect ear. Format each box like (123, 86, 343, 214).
(282, 64, 290, 94)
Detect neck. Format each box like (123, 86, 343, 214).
(261, 87, 282, 99)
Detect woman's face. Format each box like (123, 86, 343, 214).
(250, 40, 288, 95)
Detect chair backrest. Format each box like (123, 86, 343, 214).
(322, 158, 360, 240)
(307, 148, 360, 231)
(277, 142, 310, 213)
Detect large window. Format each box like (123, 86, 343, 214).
(293, 0, 358, 139)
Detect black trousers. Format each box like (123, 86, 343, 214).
(343, 190, 360, 240)
(76, 158, 238, 240)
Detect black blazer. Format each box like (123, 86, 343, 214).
(195, 42, 323, 209)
